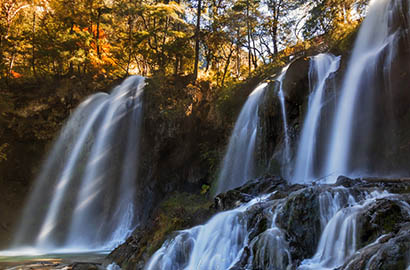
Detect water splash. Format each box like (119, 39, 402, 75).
(215, 83, 267, 195)
(11, 76, 145, 253)
(292, 54, 340, 184)
(106, 263, 122, 270)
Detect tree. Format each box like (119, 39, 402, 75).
(193, 0, 202, 82)
(303, 0, 369, 39)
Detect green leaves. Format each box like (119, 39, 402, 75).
(0, 0, 370, 84)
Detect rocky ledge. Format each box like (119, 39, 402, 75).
(109, 176, 410, 270)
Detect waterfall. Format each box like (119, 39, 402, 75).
(299, 191, 389, 270)
(145, 194, 272, 270)
(292, 54, 340, 183)
(324, 0, 408, 182)
(276, 66, 291, 178)
(215, 83, 267, 195)
(248, 202, 291, 270)
(317, 188, 357, 230)
(12, 76, 145, 253)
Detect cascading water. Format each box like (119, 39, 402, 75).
(248, 202, 291, 270)
(276, 66, 291, 177)
(138, 1, 410, 269)
(316, 188, 357, 230)
(215, 83, 267, 194)
(11, 76, 145, 253)
(300, 191, 389, 270)
(145, 194, 271, 270)
(324, 0, 409, 181)
(292, 54, 340, 184)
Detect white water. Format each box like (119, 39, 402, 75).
(299, 191, 389, 270)
(317, 188, 357, 230)
(145, 195, 271, 270)
(292, 54, 340, 183)
(324, 0, 404, 182)
(106, 263, 122, 270)
(10, 76, 145, 253)
(215, 83, 267, 194)
(276, 66, 291, 177)
(249, 202, 291, 270)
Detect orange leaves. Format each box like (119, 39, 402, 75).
(10, 70, 22, 78)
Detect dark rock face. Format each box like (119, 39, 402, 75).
(256, 56, 312, 176)
(276, 187, 322, 260)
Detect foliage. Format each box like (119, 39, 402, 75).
(303, 0, 369, 40)
(0, 143, 8, 162)
(0, 0, 370, 88)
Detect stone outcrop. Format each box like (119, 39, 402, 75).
(110, 176, 410, 270)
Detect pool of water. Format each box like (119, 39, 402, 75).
(0, 251, 108, 269)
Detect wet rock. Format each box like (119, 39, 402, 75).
(337, 176, 410, 194)
(228, 246, 251, 270)
(276, 187, 322, 261)
(336, 175, 362, 187)
(257, 57, 310, 176)
(213, 176, 293, 211)
(341, 224, 410, 270)
(70, 262, 105, 270)
(357, 195, 410, 247)
(282, 57, 310, 107)
(110, 176, 410, 270)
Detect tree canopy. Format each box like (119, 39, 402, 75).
(0, 0, 369, 87)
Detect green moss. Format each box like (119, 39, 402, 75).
(144, 192, 214, 256)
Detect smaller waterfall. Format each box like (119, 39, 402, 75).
(215, 83, 267, 195)
(249, 202, 291, 270)
(300, 191, 389, 270)
(146, 192, 293, 270)
(145, 195, 271, 270)
(317, 188, 357, 230)
(292, 54, 340, 183)
(12, 76, 145, 253)
(276, 66, 291, 177)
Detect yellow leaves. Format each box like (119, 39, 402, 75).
(169, 30, 187, 39)
(136, 30, 149, 38)
(0, 143, 9, 162)
(141, 1, 187, 25)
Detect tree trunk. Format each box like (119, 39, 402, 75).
(246, 0, 251, 76)
(31, 11, 37, 79)
(96, 8, 102, 59)
(193, 0, 202, 82)
(273, 28, 278, 55)
(236, 28, 241, 77)
(126, 17, 133, 76)
(222, 45, 234, 88)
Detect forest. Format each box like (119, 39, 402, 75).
(1, 0, 368, 87)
